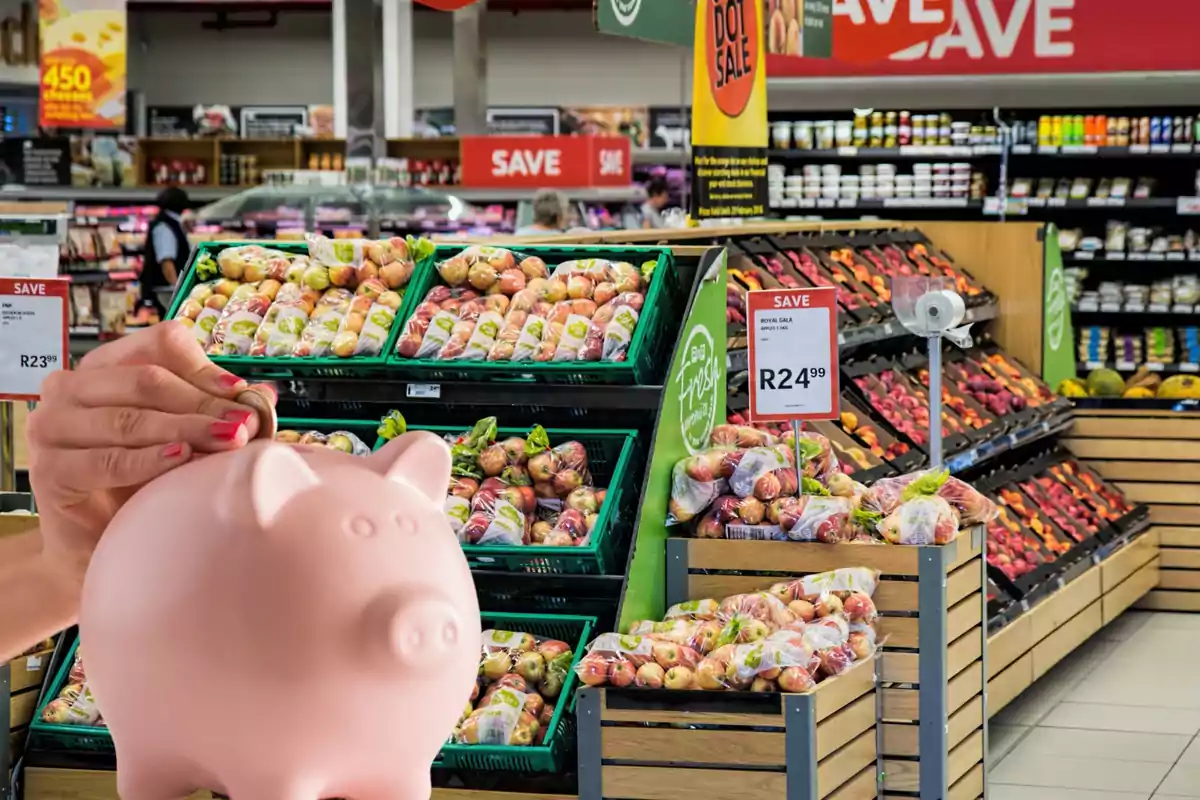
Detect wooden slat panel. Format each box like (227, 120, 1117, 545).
(949, 695, 983, 751)
(988, 613, 1033, 676)
(878, 617, 918, 649)
(9, 688, 38, 730)
(948, 593, 982, 641)
(948, 661, 984, 714)
(1073, 409, 1193, 418)
(1072, 416, 1200, 439)
(8, 648, 52, 694)
(22, 768, 214, 800)
(949, 763, 984, 800)
(683, 539, 919, 576)
(1158, 568, 1200, 590)
(817, 693, 876, 760)
(1032, 601, 1102, 680)
(686, 575, 915, 613)
(1117, 482, 1200, 505)
(818, 730, 876, 800)
(1104, 558, 1160, 624)
(883, 728, 982, 794)
(1152, 505, 1200, 525)
(600, 690, 781, 728)
(435, 793, 575, 800)
(880, 662, 981, 724)
(948, 626, 983, 680)
(1101, 532, 1160, 591)
(988, 654, 1034, 718)
(824, 765, 878, 800)
(1064, 438, 1200, 461)
(948, 729, 984, 786)
(601, 728, 783, 767)
(881, 687, 917, 721)
(1030, 567, 1101, 641)
(1138, 590, 1200, 611)
(816, 657, 876, 722)
(602, 765, 786, 800)
(1091, 461, 1200, 482)
(881, 692, 982, 758)
(946, 559, 983, 607)
(878, 652, 917, 683)
(1159, 526, 1200, 547)
(1161, 549, 1200, 568)
(946, 529, 983, 571)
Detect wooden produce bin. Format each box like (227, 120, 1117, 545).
(1063, 408, 1200, 610)
(576, 656, 877, 800)
(986, 528, 1160, 717)
(662, 530, 986, 800)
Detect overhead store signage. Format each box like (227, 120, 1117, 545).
(764, 0, 834, 59)
(0, 277, 68, 401)
(459, 135, 632, 188)
(769, 0, 1194, 77)
(595, 0, 695, 47)
(38, 0, 127, 129)
(690, 0, 769, 220)
(747, 287, 839, 422)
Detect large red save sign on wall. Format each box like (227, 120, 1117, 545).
(769, 0, 1200, 77)
(459, 136, 632, 189)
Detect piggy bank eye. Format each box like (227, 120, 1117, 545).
(345, 516, 376, 538)
(394, 514, 417, 535)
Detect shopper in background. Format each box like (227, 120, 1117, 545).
(142, 186, 192, 318)
(640, 178, 671, 229)
(0, 323, 273, 661)
(514, 189, 569, 236)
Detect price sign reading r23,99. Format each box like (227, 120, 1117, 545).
(747, 287, 839, 422)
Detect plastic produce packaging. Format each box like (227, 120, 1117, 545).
(576, 566, 880, 692)
(292, 288, 353, 357)
(880, 494, 959, 545)
(866, 469, 998, 525)
(453, 629, 575, 747)
(206, 281, 277, 355)
(40, 649, 105, 728)
(274, 428, 372, 456)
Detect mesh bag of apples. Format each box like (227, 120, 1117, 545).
(669, 424, 996, 545)
(395, 245, 651, 363)
(175, 235, 432, 358)
(376, 414, 609, 548)
(454, 630, 575, 747)
(575, 567, 880, 693)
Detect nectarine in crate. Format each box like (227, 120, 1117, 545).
(576, 655, 877, 800)
(662, 528, 987, 800)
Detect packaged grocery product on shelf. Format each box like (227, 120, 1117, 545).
(573, 566, 879, 693)
(274, 428, 372, 455)
(168, 237, 434, 364)
(38, 647, 105, 729)
(394, 245, 652, 364)
(668, 419, 996, 543)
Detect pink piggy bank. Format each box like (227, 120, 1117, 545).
(79, 432, 481, 800)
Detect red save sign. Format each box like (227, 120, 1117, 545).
(0, 277, 69, 402)
(459, 136, 631, 189)
(834, 0, 954, 63)
(747, 287, 839, 423)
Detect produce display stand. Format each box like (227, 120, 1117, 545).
(1063, 405, 1200, 611)
(987, 525, 1160, 718)
(576, 656, 878, 800)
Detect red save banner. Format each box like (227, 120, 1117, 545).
(414, 0, 484, 9)
(459, 136, 632, 189)
(769, 0, 1200, 77)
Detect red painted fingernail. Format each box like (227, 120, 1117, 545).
(217, 373, 246, 391)
(222, 410, 254, 425)
(210, 420, 243, 441)
(162, 443, 185, 459)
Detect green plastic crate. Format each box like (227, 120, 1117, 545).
(27, 634, 114, 754)
(270, 418, 638, 574)
(435, 612, 595, 773)
(386, 244, 679, 385)
(164, 240, 437, 379)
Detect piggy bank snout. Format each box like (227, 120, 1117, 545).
(391, 599, 466, 666)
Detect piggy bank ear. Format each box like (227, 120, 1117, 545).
(244, 443, 320, 528)
(372, 431, 451, 502)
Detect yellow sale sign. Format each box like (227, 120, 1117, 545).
(39, 0, 127, 129)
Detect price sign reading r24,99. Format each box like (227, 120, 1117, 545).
(746, 287, 839, 422)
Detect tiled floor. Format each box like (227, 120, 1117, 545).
(989, 611, 1200, 798)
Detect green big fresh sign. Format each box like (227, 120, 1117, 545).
(594, 0, 694, 47)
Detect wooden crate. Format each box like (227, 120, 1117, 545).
(986, 528, 1160, 717)
(664, 529, 985, 800)
(576, 656, 877, 800)
(1065, 409, 1197, 610)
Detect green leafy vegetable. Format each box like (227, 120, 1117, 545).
(900, 469, 950, 503)
(376, 410, 407, 441)
(801, 477, 830, 496)
(406, 235, 437, 263)
(525, 424, 551, 456)
(195, 255, 218, 282)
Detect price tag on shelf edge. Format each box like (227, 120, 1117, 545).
(746, 287, 839, 423)
(0, 277, 68, 401)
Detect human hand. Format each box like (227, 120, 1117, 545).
(25, 321, 274, 586)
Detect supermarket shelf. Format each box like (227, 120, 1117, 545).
(1078, 360, 1197, 374)
(452, 186, 646, 203)
(771, 197, 982, 211)
(1073, 302, 1200, 316)
(1012, 143, 1200, 157)
(0, 185, 647, 205)
(769, 145, 1000, 159)
(1065, 251, 1200, 264)
(1018, 197, 1178, 210)
(633, 147, 690, 165)
(293, 379, 666, 410)
(946, 403, 1076, 475)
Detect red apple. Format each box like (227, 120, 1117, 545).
(608, 658, 636, 688)
(635, 662, 665, 688)
(778, 666, 816, 693)
(576, 655, 610, 687)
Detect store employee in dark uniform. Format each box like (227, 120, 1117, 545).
(142, 187, 191, 318)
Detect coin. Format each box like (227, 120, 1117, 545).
(236, 386, 278, 441)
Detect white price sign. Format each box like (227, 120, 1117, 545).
(746, 287, 839, 422)
(0, 277, 68, 400)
